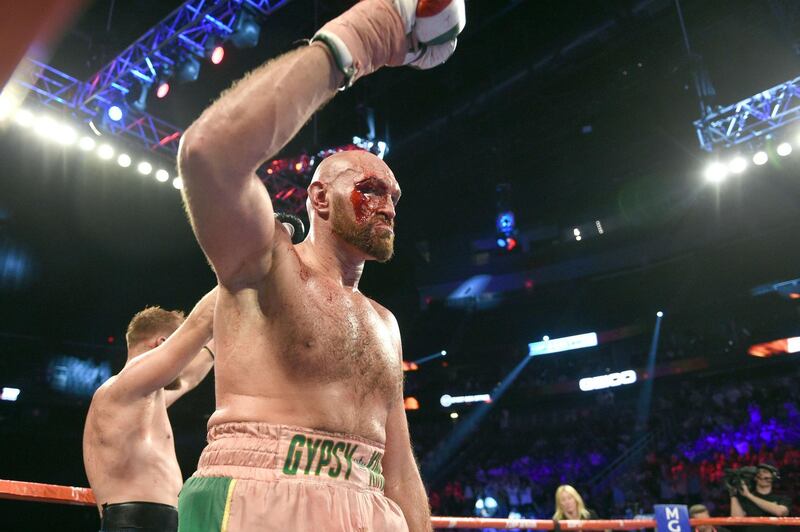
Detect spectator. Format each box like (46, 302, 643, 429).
(690, 503, 730, 532)
(553, 485, 598, 520)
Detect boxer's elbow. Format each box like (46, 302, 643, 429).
(178, 124, 219, 186)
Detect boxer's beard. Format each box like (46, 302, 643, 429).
(331, 195, 394, 262)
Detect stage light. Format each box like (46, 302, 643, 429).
(172, 176, 183, 189)
(34, 115, 59, 139)
(14, 109, 34, 128)
(505, 237, 517, 251)
(440, 394, 491, 407)
(449, 412, 459, 419)
(156, 169, 170, 182)
(176, 56, 201, 83)
(156, 82, 170, 99)
(595, 220, 604, 234)
(703, 162, 728, 183)
(0, 97, 13, 121)
(728, 156, 747, 174)
(441, 350, 447, 356)
(137, 161, 153, 175)
(294, 162, 303, 172)
(79, 136, 96, 151)
(107, 105, 123, 122)
(1, 387, 20, 402)
(657, 311, 664, 317)
(497, 211, 515, 234)
(543, 335, 550, 341)
(576, 235, 582, 241)
(777, 142, 792, 157)
(97, 144, 114, 160)
(130, 82, 151, 112)
(403, 397, 419, 410)
(753, 151, 768, 165)
(573, 227, 581, 236)
(496, 237, 507, 248)
(117, 154, 132, 168)
(54, 125, 77, 146)
(231, 11, 261, 48)
(211, 46, 225, 65)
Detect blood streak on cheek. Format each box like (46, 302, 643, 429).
(350, 188, 375, 223)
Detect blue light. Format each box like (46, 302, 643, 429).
(47, 356, 111, 397)
(528, 332, 598, 357)
(496, 238, 507, 248)
(107, 105, 123, 122)
(496, 211, 516, 235)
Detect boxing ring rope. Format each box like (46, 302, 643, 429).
(3, 479, 800, 529)
(429, 516, 800, 529)
(0, 479, 95, 506)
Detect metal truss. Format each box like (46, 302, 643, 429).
(78, 0, 292, 113)
(7, 0, 384, 207)
(10, 58, 183, 159)
(694, 74, 800, 152)
(9, 1, 292, 159)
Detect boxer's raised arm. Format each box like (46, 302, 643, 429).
(178, 44, 341, 286)
(162, 339, 215, 408)
(110, 289, 216, 402)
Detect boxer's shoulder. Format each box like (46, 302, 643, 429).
(366, 298, 399, 331)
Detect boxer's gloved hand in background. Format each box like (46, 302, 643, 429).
(312, 0, 466, 88)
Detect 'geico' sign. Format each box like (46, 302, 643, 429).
(579, 369, 637, 392)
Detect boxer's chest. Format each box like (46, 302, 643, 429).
(273, 278, 402, 403)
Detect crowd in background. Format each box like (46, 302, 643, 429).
(422, 361, 800, 521)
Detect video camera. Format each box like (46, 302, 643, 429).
(723, 464, 780, 496)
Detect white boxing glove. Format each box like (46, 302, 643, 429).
(395, 0, 466, 69)
(312, 0, 466, 88)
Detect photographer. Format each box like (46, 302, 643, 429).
(730, 465, 790, 532)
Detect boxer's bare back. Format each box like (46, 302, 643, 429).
(84, 386, 183, 512)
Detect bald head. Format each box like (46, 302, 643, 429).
(306, 150, 399, 218)
(305, 149, 400, 262)
(309, 150, 392, 186)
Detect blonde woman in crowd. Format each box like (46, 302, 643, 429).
(553, 485, 599, 521)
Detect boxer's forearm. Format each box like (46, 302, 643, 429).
(180, 43, 342, 185)
(176, 346, 214, 390)
(385, 469, 432, 532)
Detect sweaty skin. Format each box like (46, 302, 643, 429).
(179, 41, 431, 531)
(83, 291, 216, 515)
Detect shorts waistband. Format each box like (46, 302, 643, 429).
(100, 501, 177, 532)
(196, 422, 386, 491)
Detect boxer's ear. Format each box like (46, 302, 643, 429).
(308, 181, 330, 220)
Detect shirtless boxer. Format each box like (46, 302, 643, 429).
(84, 289, 216, 532)
(175, 1, 465, 531)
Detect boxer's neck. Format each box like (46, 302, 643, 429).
(298, 231, 365, 290)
